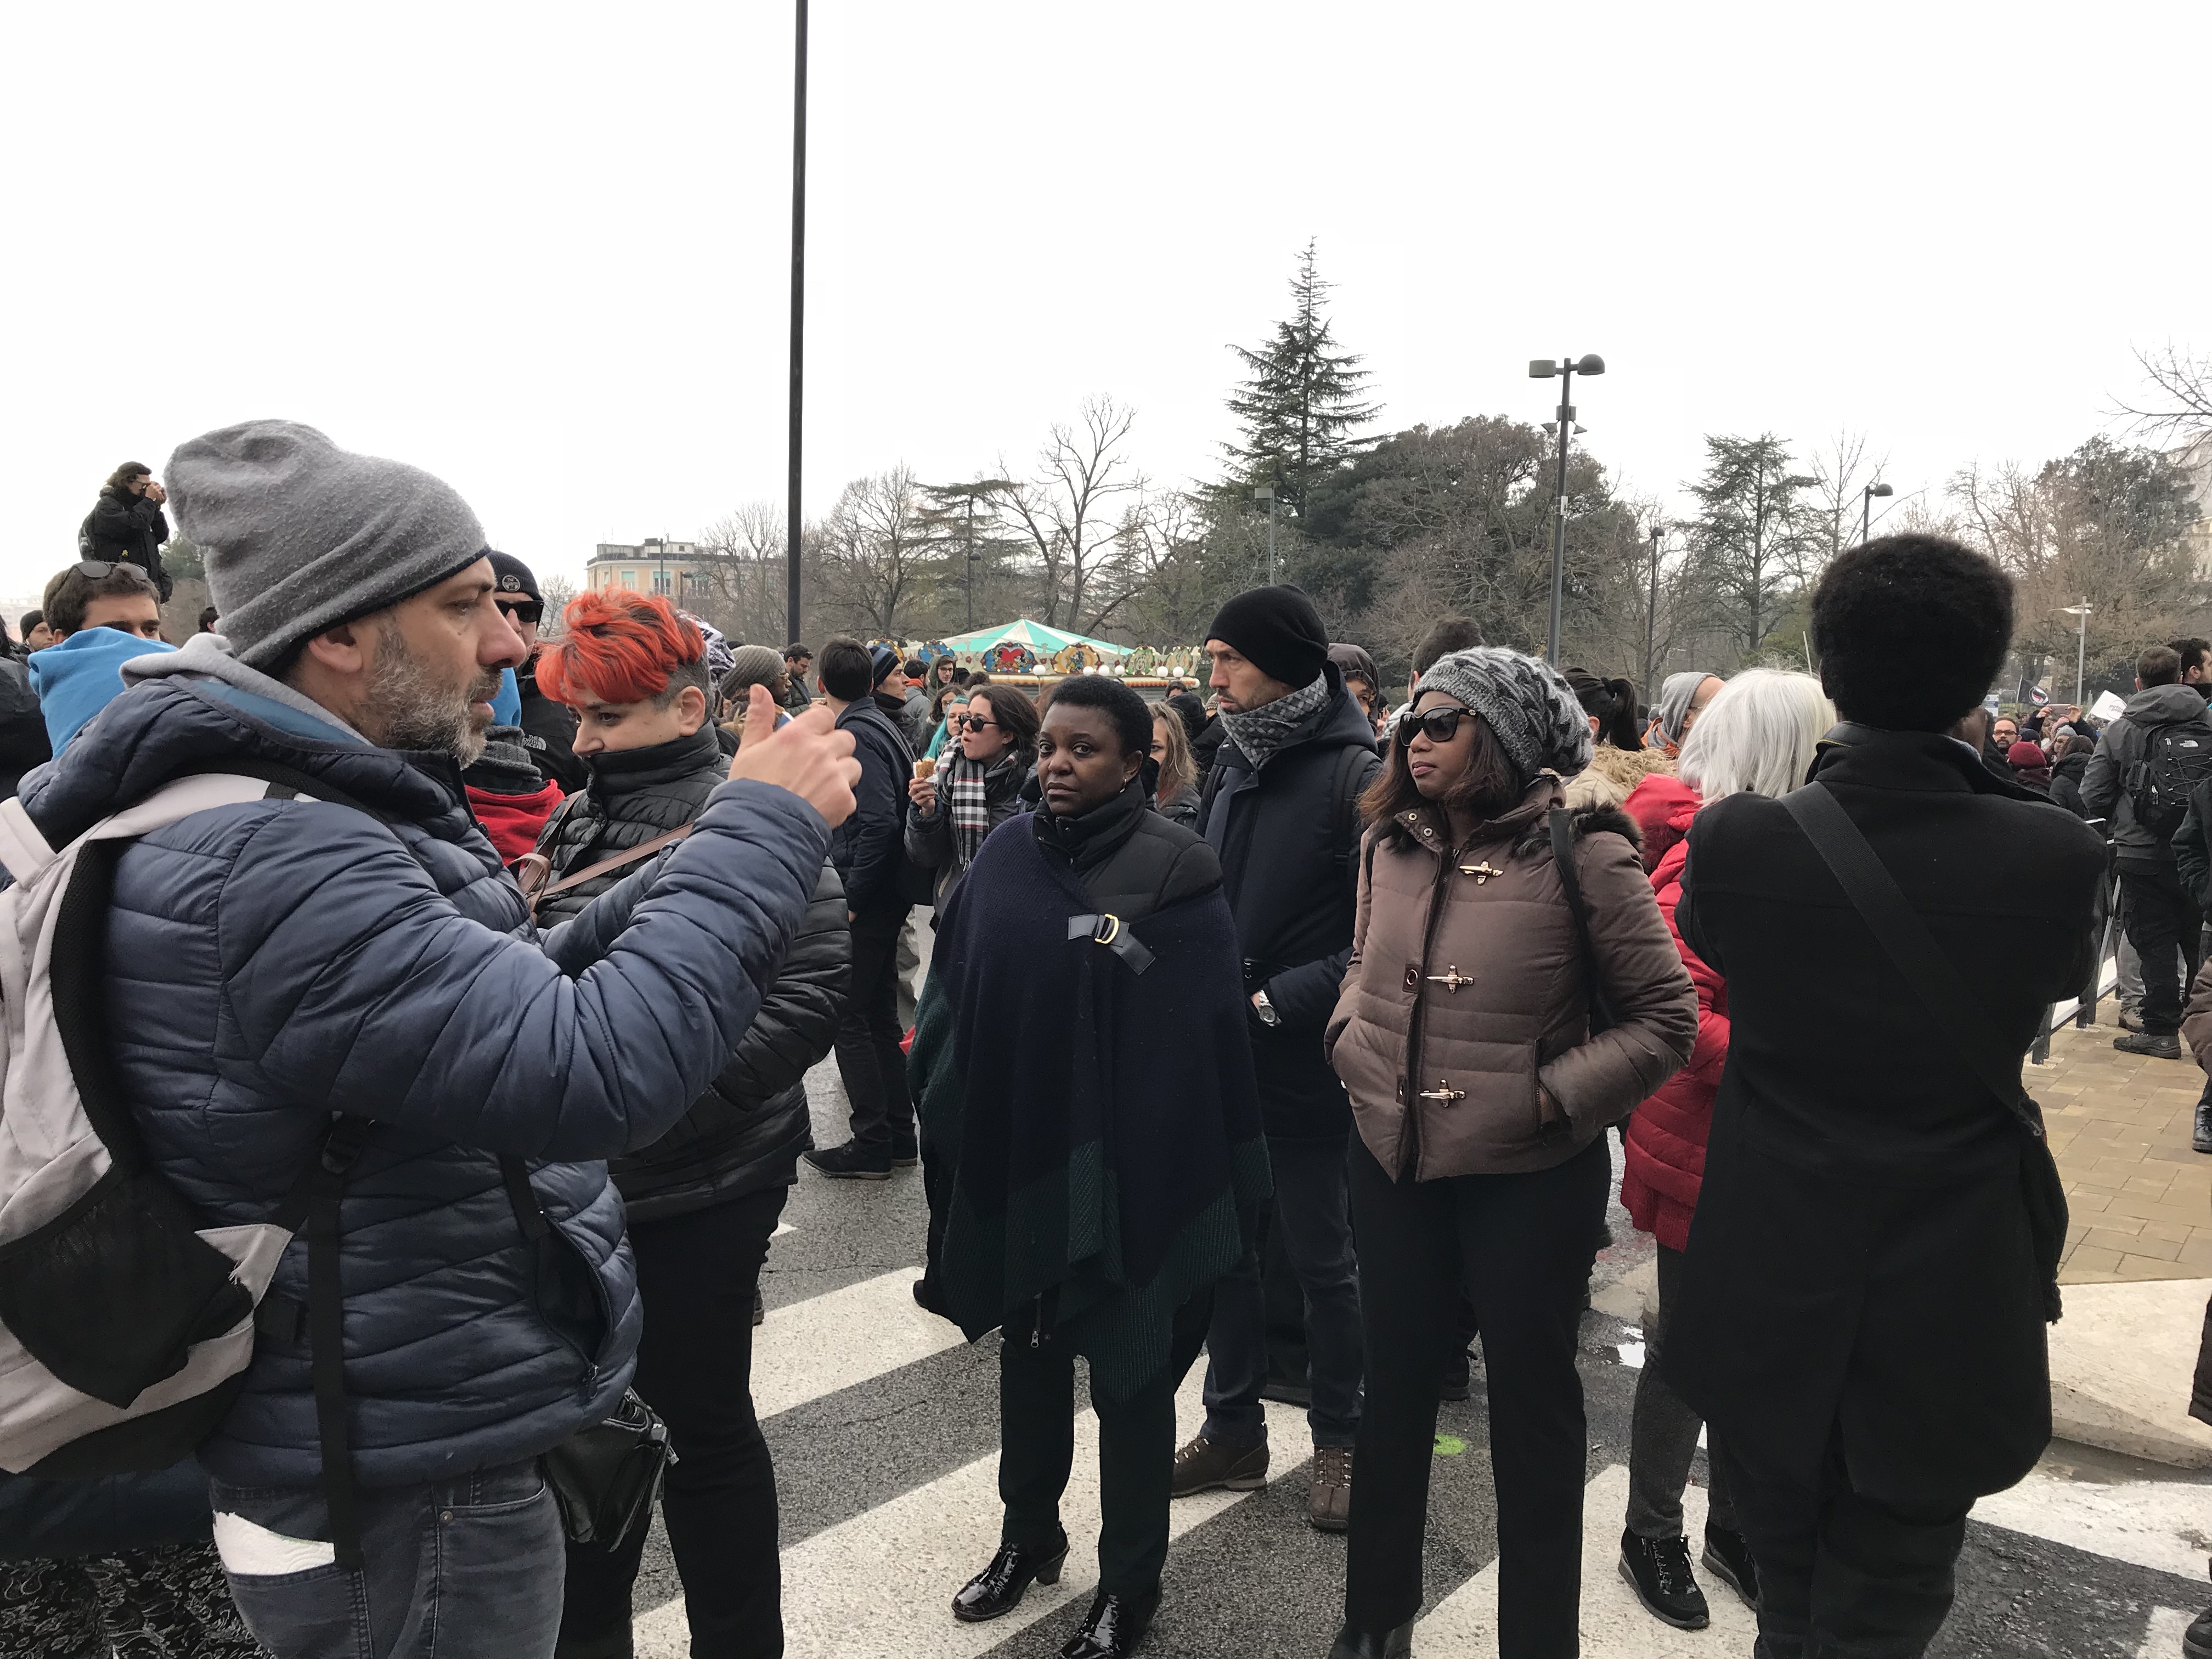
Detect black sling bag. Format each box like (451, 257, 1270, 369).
(1782, 783, 2067, 1323)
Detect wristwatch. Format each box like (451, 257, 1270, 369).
(1251, 989, 1282, 1028)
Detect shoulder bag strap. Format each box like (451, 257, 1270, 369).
(528, 823, 693, 918)
(1547, 805, 1616, 1029)
(1781, 783, 2046, 1139)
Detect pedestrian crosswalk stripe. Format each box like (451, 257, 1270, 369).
(752, 1268, 967, 1421)
(633, 1367, 1302, 1659)
(1971, 1460, 2212, 1581)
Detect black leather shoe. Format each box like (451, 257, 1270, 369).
(1327, 1623, 1412, 1658)
(1701, 1524, 1759, 1610)
(950, 1538, 1067, 1623)
(1057, 1588, 1160, 1658)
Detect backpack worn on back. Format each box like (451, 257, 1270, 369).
(0, 774, 370, 1488)
(2128, 723, 2212, 837)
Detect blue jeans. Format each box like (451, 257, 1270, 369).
(212, 1460, 562, 1659)
(1201, 1132, 1363, 1451)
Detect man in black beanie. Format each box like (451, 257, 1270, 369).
(1171, 584, 1380, 1533)
(488, 550, 587, 794)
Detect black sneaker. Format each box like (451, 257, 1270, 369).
(803, 1141, 893, 1180)
(2113, 1030, 2182, 1060)
(1440, 1347, 1471, 1402)
(890, 1133, 920, 1169)
(2188, 1601, 2212, 1659)
(2195, 1101, 2212, 1155)
(1620, 1530, 1709, 1630)
(1702, 1525, 1759, 1610)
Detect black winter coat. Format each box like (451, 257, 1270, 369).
(1667, 727, 2104, 1506)
(516, 655, 587, 794)
(1168, 689, 1208, 744)
(1034, 774, 1222, 921)
(2081, 684, 2212, 866)
(833, 697, 917, 914)
(1196, 668, 1381, 1138)
(1191, 713, 1225, 781)
(0, 659, 50, 799)
(535, 726, 849, 1219)
(83, 487, 172, 600)
(2049, 750, 2091, 820)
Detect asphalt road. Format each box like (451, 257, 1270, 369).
(624, 1050, 2212, 1659)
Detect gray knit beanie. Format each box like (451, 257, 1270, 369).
(1655, 670, 1716, 745)
(1412, 646, 1592, 781)
(166, 420, 489, 671)
(720, 644, 788, 701)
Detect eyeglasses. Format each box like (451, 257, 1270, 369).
(1396, 706, 1472, 747)
(957, 715, 1002, 733)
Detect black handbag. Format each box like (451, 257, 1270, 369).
(543, 1389, 674, 1549)
(1781, 783, 2068, 1323)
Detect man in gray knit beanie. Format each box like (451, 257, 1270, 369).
(1412, 646, 1594, 780)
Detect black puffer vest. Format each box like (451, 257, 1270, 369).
(537, 726, 850, 1220)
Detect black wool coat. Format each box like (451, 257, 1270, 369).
(1665, 727, 2104, 1506)
(535, 725, 849, 1220)
(84, 487, 172, 599)
(1197, 669, 1382, 1139)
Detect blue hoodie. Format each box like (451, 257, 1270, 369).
(27, 628, 178, 753)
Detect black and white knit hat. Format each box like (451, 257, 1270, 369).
(1412, 647, 1592, 781)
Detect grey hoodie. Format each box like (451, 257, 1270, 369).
(2080, 682, 2212, 864)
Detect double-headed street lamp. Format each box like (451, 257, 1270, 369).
(1860, 481, 1893, 545)
(1530, 354, 1605, 662)
(2063, 600, 2093, 708)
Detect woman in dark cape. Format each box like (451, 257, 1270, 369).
(910, 675, 1269, 1659)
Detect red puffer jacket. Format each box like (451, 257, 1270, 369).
(1623, 772, 1700, 874)
(1619, 815, 1727, 1251)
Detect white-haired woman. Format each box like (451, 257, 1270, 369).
(1616, 668, 1832, 1633)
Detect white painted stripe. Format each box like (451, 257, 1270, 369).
(634, 1371, 1302, 1659)
(750, 1269, 967, 1421)
(1972, 1464, 2212, 1582)
(2139, 1607, 2194, 1658)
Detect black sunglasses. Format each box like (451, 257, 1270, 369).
(1396, 705, 1472, 747)
(494, 597, 544, 623)
(75, 559, 136, 580)
(957, 714, 1001, 733)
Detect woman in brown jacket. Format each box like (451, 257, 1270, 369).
(1323, 646, 1697, 1659)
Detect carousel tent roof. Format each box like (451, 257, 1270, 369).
(935, 617, 1131, 657)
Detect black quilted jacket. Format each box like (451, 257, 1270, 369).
(536, 725, 850, 1220)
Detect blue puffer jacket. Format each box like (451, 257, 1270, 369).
(15, 643, 827, 1491)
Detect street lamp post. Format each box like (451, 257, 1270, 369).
(785, 0, 809, 644)
(1253, 486, 1277, 584)
(2063, 600, 2093, 708)
(1530, 354, 1605, 662)
(1644, 521, 1663, 697)
(1861, 481, 1893, 545)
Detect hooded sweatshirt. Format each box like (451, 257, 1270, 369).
(29, 628, 178, 753)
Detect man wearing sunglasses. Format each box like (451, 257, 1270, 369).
(488, 551, 587, 794)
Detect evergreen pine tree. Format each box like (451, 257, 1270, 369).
(1222, 240, 1378, 519)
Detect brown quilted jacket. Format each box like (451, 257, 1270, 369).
(1325, 774, 1697, 1181)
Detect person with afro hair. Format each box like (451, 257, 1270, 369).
(1662, 534, 2104, 1659)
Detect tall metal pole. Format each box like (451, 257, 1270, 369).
(785, 0, 808, 645)
(2076, 599, 2089, 708)
(1644, 524, 1662, 696)
(964, 494, 976, 630)
(1267, 492, 1278, 585)
(1861, 486, 1872, 546)
(1545, 359, 1576, 662)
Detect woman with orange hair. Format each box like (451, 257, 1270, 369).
(535, 589, 850, 1659)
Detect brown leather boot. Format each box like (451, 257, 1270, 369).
(1170, 1435, 1268, 1498)
(1309, 1446, 1353, 1531)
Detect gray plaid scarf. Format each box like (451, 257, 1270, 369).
(946, 750, 1021, 867)
(1220, 672, 1331, 770)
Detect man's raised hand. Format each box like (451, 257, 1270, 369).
(728, 685, 859, 826)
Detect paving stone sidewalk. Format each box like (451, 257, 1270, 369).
(2032, 1015, 2212, 1284)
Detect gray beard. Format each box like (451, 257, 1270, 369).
(361, 628, 496, 766)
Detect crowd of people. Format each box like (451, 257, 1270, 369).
(0, 425, 2203, 1659)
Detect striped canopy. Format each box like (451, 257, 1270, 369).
(934, 618, 1130, 657)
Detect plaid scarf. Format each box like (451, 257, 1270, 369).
(946, 750, 1019, 868)
(1220, 672, 1330, 770)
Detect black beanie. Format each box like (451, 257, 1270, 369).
(1205, 584, 1329, 688)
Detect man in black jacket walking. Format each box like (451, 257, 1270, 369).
(1668, 535, 2104, 1659)
(809, 636, 922, 1179)
(1171, 585, 1379, 1533)
(2083, 644, 2212, 1060)
(82, 461, 174, 601)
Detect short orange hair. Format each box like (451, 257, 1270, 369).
(537, 589, 707, 708)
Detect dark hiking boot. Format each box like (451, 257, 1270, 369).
(803, 1141, 893, 1180)
(1308, 1446, 1352, 1532)
(2195, 1101, 2212, 1155)
(1439, 1346, 1472, 1402)
(1170, 1435, 1268, 1497)
(890, 1132, 919, 1168)
(1057, 1588, 1159, 1658)
(1620, 1530, 1710, 1630)
(951, 1536, 1067, 1622)
(1327, 1624, 1412, 1659)
(2119, 1004, 2146, 1032)
(2113, 1030, 2182, 1060)
(2185, 1601, 2212, 1659)
(1702, 1525, 1760, 1610)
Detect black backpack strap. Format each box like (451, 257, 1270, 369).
(1547, 805, 1616, 1031)
(1780, 784, 2044, 1137)
(1329, 745, 1371, 871)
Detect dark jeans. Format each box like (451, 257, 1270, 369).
(1343, 1136, 1608, 1655)
(834, 904, 912, 1153)
(561, 1186, 787, 1659)
(1201, 1132, 1363, 1450)
(999, 1292, 1213, 1598)
(1718, 1429, 1968, 1659)
(1626, 1244, 1735, 1541)
(2120, 864, 2202, 1035)
(214, 1461, 561, 1659)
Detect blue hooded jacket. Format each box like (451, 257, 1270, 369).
(14, 635, 827, 1491)
(26, 627, 178, 752)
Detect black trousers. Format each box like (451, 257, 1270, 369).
(1718, 1429, 1968, 1659)
(560, 1186, 788, 1659)
(998, 1291, 1212, 1599)
(1344, 1136, 1609, 1656)
(2120, 863, 2202, 1034)
(833, 903, 912, 1153)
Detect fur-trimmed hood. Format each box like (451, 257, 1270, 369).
(1561, 742, 1675, 813)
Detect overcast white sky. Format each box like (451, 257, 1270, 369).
(3, 1, 2204, 611)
